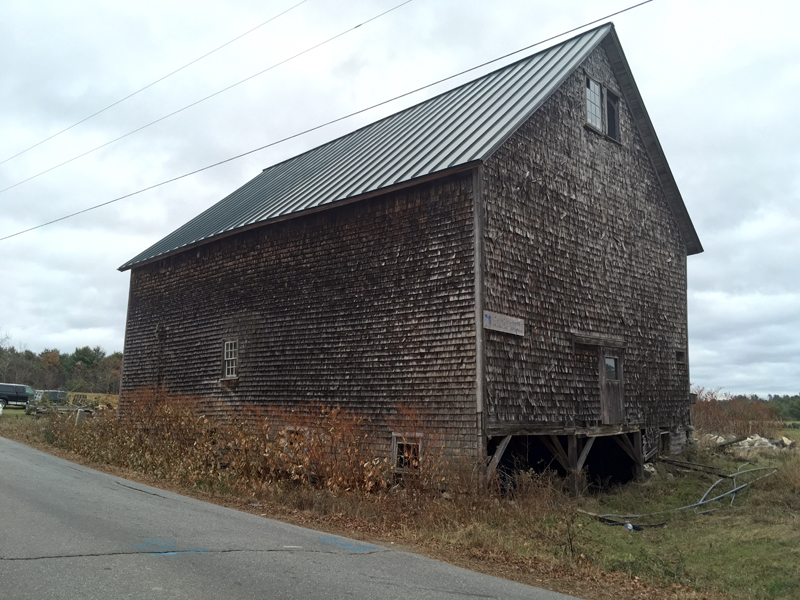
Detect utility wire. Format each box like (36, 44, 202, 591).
(0, 0, 654, 243)
(0, 0, 310, 167)
(0, 0, 414, 196)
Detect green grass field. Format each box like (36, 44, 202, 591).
(577, 442, 800, 599)
(0, 406, 28, 420)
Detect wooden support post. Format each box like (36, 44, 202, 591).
(613, 432, 645, 480)
(566, 435, 585, 496)
(632, 430, 644, 480)
(540, 435, 570, 472)
(576, 436, 595, 471)
(613, 433, 637, 462)
(568, 435, 578, 470)
(644, 443, 659, 462)
(485, 435, 512, 485)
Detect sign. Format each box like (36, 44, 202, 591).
(483, 311, 524, 336)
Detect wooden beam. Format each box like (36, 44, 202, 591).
(644, 444, 659, 462)
(568, 435, 578, 470)
(632, 430, 644, 479)
(485, 435, 511, 485)
(473, 166, 485, 423)
(540, 435, 570, 472)
(613, 434, 637, 463)
(486, 422, 643, 438)
(576, 436, 595, 471)
(571, 332, 627, 348)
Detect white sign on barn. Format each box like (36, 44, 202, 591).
(483, 311, 525, 336)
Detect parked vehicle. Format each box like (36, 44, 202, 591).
(0, 383, 35, 408)
(25, 390, 70, 415)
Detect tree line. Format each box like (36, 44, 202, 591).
(767, 394, 800, 421)
(721, 393, 800, 421)
(0, 335, 122, 394)
(694, 386, 800, 423)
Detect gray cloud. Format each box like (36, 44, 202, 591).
(1, 0, 798, 396)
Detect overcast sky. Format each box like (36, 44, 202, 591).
(1, 0, 798, 396)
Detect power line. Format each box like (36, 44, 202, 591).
(0, 0, 311, 167)
(0, 0, 414, 196)
(0, 0, 654, 243)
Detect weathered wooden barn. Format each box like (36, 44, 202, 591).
(119, 23, 703, 483)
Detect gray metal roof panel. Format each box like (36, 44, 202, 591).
(124, 24, 700, 270)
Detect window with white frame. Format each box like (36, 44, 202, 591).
(223, 340, 238, 378)
(586, 76, 621, 142)
(586, 77, 602, 130)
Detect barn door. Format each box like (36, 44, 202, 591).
(599, 347, 624, 424)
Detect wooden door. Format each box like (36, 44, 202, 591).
(599, 347, 624, 424)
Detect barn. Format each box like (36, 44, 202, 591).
(119, 23, 703, 484)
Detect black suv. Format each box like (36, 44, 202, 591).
(0, 383, 36, 409)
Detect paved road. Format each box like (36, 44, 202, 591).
(0, 437, 579, 600)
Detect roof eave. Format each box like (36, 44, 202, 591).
(600, 28, 703, 256)
(478, 24, 613, 163)
(118, 161, 481, 272)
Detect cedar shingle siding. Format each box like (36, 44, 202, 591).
(122, 176, 480, 457)
(120, 25, 701, 466)
(482, 47, 690, 435)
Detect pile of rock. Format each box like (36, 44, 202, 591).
(701, 433, 796, 453)
(735, 434, 795, 451)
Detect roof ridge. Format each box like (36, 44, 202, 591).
(254, 22, 615, 180)
(121, 24, 636, 270)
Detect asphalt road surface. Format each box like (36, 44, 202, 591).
(0, 437, 580, 600)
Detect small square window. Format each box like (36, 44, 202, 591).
(676, 350, 686, 364)
(604, 356, 618, 380)
(396, 442, 420, 470)
(392, 433, 422, 472)
(223, 340, 238, 378)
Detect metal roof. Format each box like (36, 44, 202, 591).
(120, 23, 700, 271)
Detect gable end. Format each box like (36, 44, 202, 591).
(599, 31, 702, 255)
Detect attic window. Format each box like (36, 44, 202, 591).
(676, 350, 686, 364)
(586, 76, 621, 141)
(586, 78, 603, 130)
(606, 90, 619, 141)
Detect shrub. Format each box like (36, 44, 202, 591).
(45, 389, 396, 494)
(691, 387, 781, 438)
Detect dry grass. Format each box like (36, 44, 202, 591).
(51, 389, 394, 494)
(0, 391, 593, 590)
(691, 388, 782, 438)
(4, 390, 800, 599)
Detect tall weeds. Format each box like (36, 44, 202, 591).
(49, 389, 391, 494)
(691, 387, 781, 438)
(37, 389, 583, 557)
